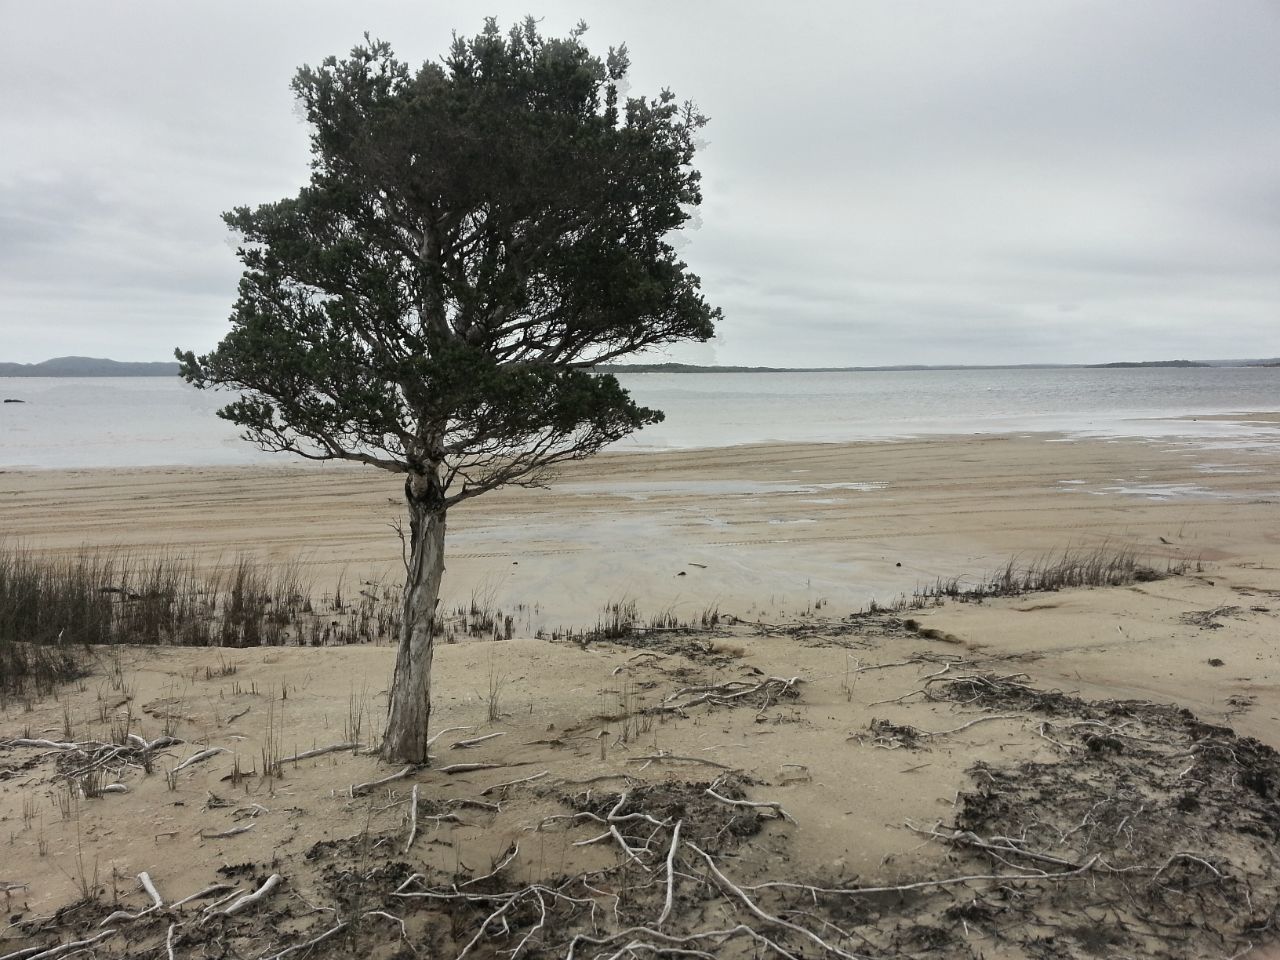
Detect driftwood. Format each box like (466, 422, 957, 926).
(278, 742, 359, 764)
(173, 747, 227, 773)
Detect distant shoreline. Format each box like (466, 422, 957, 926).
(0, 357, 181, 377)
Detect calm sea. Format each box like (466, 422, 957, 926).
(2, 367, 1278, 469)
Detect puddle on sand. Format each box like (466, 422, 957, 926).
(1194, 463, 1262, 475)
(559, 480, 888, 501)
(1093, 483, 1231, 501)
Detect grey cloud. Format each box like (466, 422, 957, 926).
(1, 1, 1277, 365)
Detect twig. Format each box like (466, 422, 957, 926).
(350, 765, 413, 796)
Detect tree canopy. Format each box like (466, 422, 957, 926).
(178, 18, 719, 506)
(179, 19, 720, 763)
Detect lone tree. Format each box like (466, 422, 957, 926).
(178, 19, 719, 762)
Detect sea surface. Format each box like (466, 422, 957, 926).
(2, 367, 1278, 469)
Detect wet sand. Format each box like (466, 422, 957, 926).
(2, 429, 1277, 628)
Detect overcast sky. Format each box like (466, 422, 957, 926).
(2, 1, 1277, 367)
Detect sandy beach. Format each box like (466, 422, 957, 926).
(3, 427, 1278, 629)
(2, 426, 1279, 957)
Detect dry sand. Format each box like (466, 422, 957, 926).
(2, 425, 1279, 958)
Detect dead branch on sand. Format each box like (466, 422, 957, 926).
(172, 747, 227, 773)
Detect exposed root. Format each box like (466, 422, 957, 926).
(350, 765, 413, 796)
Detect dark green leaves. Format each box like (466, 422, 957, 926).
(178, 20, 718, 501)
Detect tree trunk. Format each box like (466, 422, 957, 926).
(381, 484, 447, 764)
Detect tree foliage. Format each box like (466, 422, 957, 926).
(178, 18, 719, 504)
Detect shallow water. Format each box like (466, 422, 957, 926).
(2, 366, 1278, 468)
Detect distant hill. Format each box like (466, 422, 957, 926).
(1086, 360, 1208, 369)
(0, 356, 181, 377)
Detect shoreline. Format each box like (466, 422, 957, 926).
(3, 403, 1280, 468)
(3, 429, 1278, 630)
